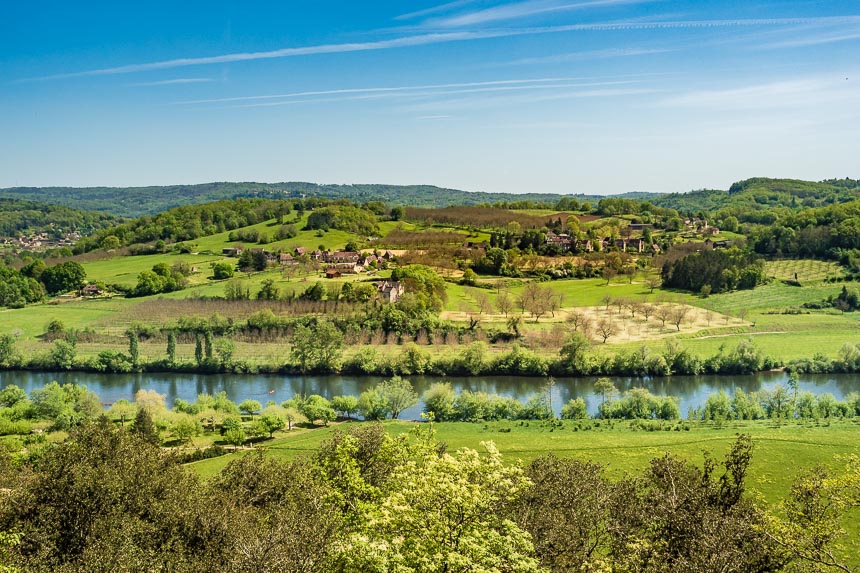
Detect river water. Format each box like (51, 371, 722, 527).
(1, 370, 857, 419)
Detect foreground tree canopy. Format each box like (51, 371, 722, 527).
(0, 421, 858, 572)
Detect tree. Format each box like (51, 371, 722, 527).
(131, 407, 160, 445)
(290, 321, 343, 373)
(108, 399, 136, 427)
(224, 279, 250, 300)
(166, 331, 176, 366)
(596, 318, 617, 343)
(646, 276, 661, 293)
(670, 306, 689, 331)
(559, 332, 591, 374)
(422, 382, 457, 421)
(135, 388, 166, 413)
(224, 426, 247, 447)
(473, 291, 492, 315)
(300, 395, 337, 426)
(257, 278, 280, 300)
(496, 290, 513, 317)
(0, 334, 17, 368)
(507, 315, 523, 337)
(127, 330, 140, 369)
(331, 395, 359, 419)
(214, 338, 235, 368)
(171, 414, 202, 445)
(461, 268, 478, 286)
(357, 387, 389, 421)
(194, 333, 204, 366)
(378, 376, 418, 419)
(254, 413, 286, 438)
(601, 266, 617, 285)
(520, 282, 554, 322)
(655, 304, 672, 327)
(561, 398, 589, 419)
(49, 339, 76, 370)
(204, 330, 214, 362)
(343, 439, 541, 573)
(594, 377, 617, 404)
(211, 261, 234, 280)
(0, 385, 27, 408)
(40, 261, 87, 295)
(0, 422, 213, 571)
(239, 400, 262, 416)
(516, 456, 611, 570)
(762, 456, 860, 573)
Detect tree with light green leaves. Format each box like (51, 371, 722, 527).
(340, 438, 541, 573)
(378, 375, 418, 420)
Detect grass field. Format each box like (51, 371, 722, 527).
(765, 258, 843, 283)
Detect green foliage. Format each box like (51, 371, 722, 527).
(0, 336, 18, 368)
(299, 395, 337, 426)
(378, 376, 418, 420)
(40, 261, 86, 295)
(422, 382, 457, 422)
(347, 440, 541, 573)
(331, 395, 359, 419)
(0, 265, 45, 308)
(256, 278, 280, 300)
(390, 264, 447, 313)
(289, 321, 343, 373)
(662, 247, 765, 293)
(238, 400, 261, 416)
(560, 398, 589, 420)
(30, 381, 101, 430)
(211, 261, 234, 279)
(598, 387, 680, 420)
(305, 205, 379, 235)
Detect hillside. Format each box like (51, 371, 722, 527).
(0, 198, 122, 241)
(0, 182, 655, 218)
(650, 177, 860, 215)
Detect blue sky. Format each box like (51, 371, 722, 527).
(1, 1, 858, 195)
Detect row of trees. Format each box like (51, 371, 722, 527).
(2, 422, 859, 572)
(0, 260, 87, 307)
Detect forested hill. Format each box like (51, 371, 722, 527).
(0, 198, 122, 238)
(0, 182, 643, 217)
(649, 177, 860, 214)
(0, 182, 655, 218)
(2, 177, 856, 219)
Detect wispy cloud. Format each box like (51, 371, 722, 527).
(397, 85, 660, 113)
(224, 80, 642, 109)
(130, 77, 214, 87)
(658, 77, 860, 109)
(422, 0, 651, 28)
(762, 28, 860, 49)
(175, 77, 615, 105)
(396, 0, 482, 21)
(18, 15, 860, 82)
(498, 47, 670, 66)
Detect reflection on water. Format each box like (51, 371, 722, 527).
(0, 370, 857, 419)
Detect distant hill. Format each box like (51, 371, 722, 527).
(2, 177, 856, 220)
(649, 177, 860, 216)
(0, 182, 657, 218)
(0, 198, 122, 239)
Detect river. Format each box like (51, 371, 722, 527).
(1, 370, 858, 419)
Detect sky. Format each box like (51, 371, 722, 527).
(1, 1, 859, 195)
